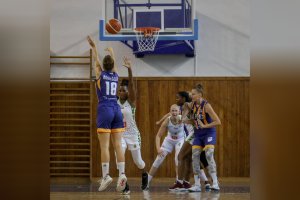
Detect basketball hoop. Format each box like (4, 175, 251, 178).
(134, 27, 160, 52)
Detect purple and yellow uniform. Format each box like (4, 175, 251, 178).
(191, 99, 216, 149)
(96, 71, 125, 134)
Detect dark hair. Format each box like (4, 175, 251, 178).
(194, 84, 204, 96)
(103, 55, 114, 71)
(120, 79, 129, 87)
(177, 91, 191, 102)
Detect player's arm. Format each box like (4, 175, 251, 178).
(105, 47, 117, 73)
(199, 103, 221, 128)
(122, 57, 136, 106)
(181, 102, 192, 123)
(156, 112, 171, 126)
(156, 118, 168, 157)
(87, 36, 102, 78)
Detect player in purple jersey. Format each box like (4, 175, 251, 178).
(87, 36, 127, 193)
(182, 84, 221, 192)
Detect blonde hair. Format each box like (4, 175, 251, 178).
(170, 104, 180, 111)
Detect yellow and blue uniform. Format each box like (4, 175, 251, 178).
(96, 71, 125, 134)
(191, 100, 216, 150)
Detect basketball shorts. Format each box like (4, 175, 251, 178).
(193, 131, 216, 148)
(97, 103, 125, 134)
(121, 134, 141, 151)
(161, 137, 185, 153)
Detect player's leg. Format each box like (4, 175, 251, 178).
(127, 135, 146, 171)
(188, 136, 203, 192)
(146, 150, 169, 189)
(203, 134, 219, 190)
(111, 105, 127, 192)
(169, 140, 190, 191)
(116, 137, 127, 170)
(177, 141, 192, 179)
(130, 148, 147, 188)
(203, 133, 219, 191)
(96, 105, 114, 191)
(126, 135, 148, 189)
(182, 148, 193, 188)
(144, 138, 173, 190)
(200, 151, 210, 189)
(174, 140, 184, 180)
(169, 142, 191, 191)
(97, 133, 112, 191)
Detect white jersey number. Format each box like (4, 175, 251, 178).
(105, 81, 117, 95)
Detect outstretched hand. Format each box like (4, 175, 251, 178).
(122, 56, 131, 68)
(87, 36, 96, 48)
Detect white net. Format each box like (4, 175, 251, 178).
(135, 29, 160, 52)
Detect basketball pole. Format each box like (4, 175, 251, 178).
(102, 0, 105, 21)
(192, 0, 198, 76)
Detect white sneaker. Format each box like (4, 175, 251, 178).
(116, 174, 127, 192)
(210, 182, 220, 191)
(188, 185, 202, 192)
(98, 175, 113, 191)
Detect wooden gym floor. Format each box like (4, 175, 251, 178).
(50, 177, 250, 200)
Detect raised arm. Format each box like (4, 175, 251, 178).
(156, 118, 168, 157)
(105, 47, 117, 73)
(87, 36, 102, 78)
(156, 112, 171, 126)
(122, 57, 136, 106)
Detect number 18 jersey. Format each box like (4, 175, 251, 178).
(96, 71, 118, 103)
(96, 71, 125, 134)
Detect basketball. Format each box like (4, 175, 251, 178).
(105, 19, 122, 34)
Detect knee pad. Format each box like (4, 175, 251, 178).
(205, 148, 216, 173)
(130, 149, 145, 169)
(133, 157, 145, 169)
(153, 153, 167, 168)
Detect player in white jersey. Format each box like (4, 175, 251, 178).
(144, 104, 185, 190)
(117, 57, 148, 193)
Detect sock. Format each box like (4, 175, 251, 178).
(194, 174, 200, 186)
(210, 172, 218, 184)
(117, 162, 125, 176)
(102, 162, 109, 177)
(178, 180, 183, 184)
(148, 174, 153, 184)
(199, 169, 208, 182)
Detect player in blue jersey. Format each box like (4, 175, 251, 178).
(182, 84, 221, 192)
(87, 36, 127, 193)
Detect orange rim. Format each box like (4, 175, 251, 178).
(135, 27, 160, 37)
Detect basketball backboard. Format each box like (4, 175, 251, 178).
(100, 0, 198, 41)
